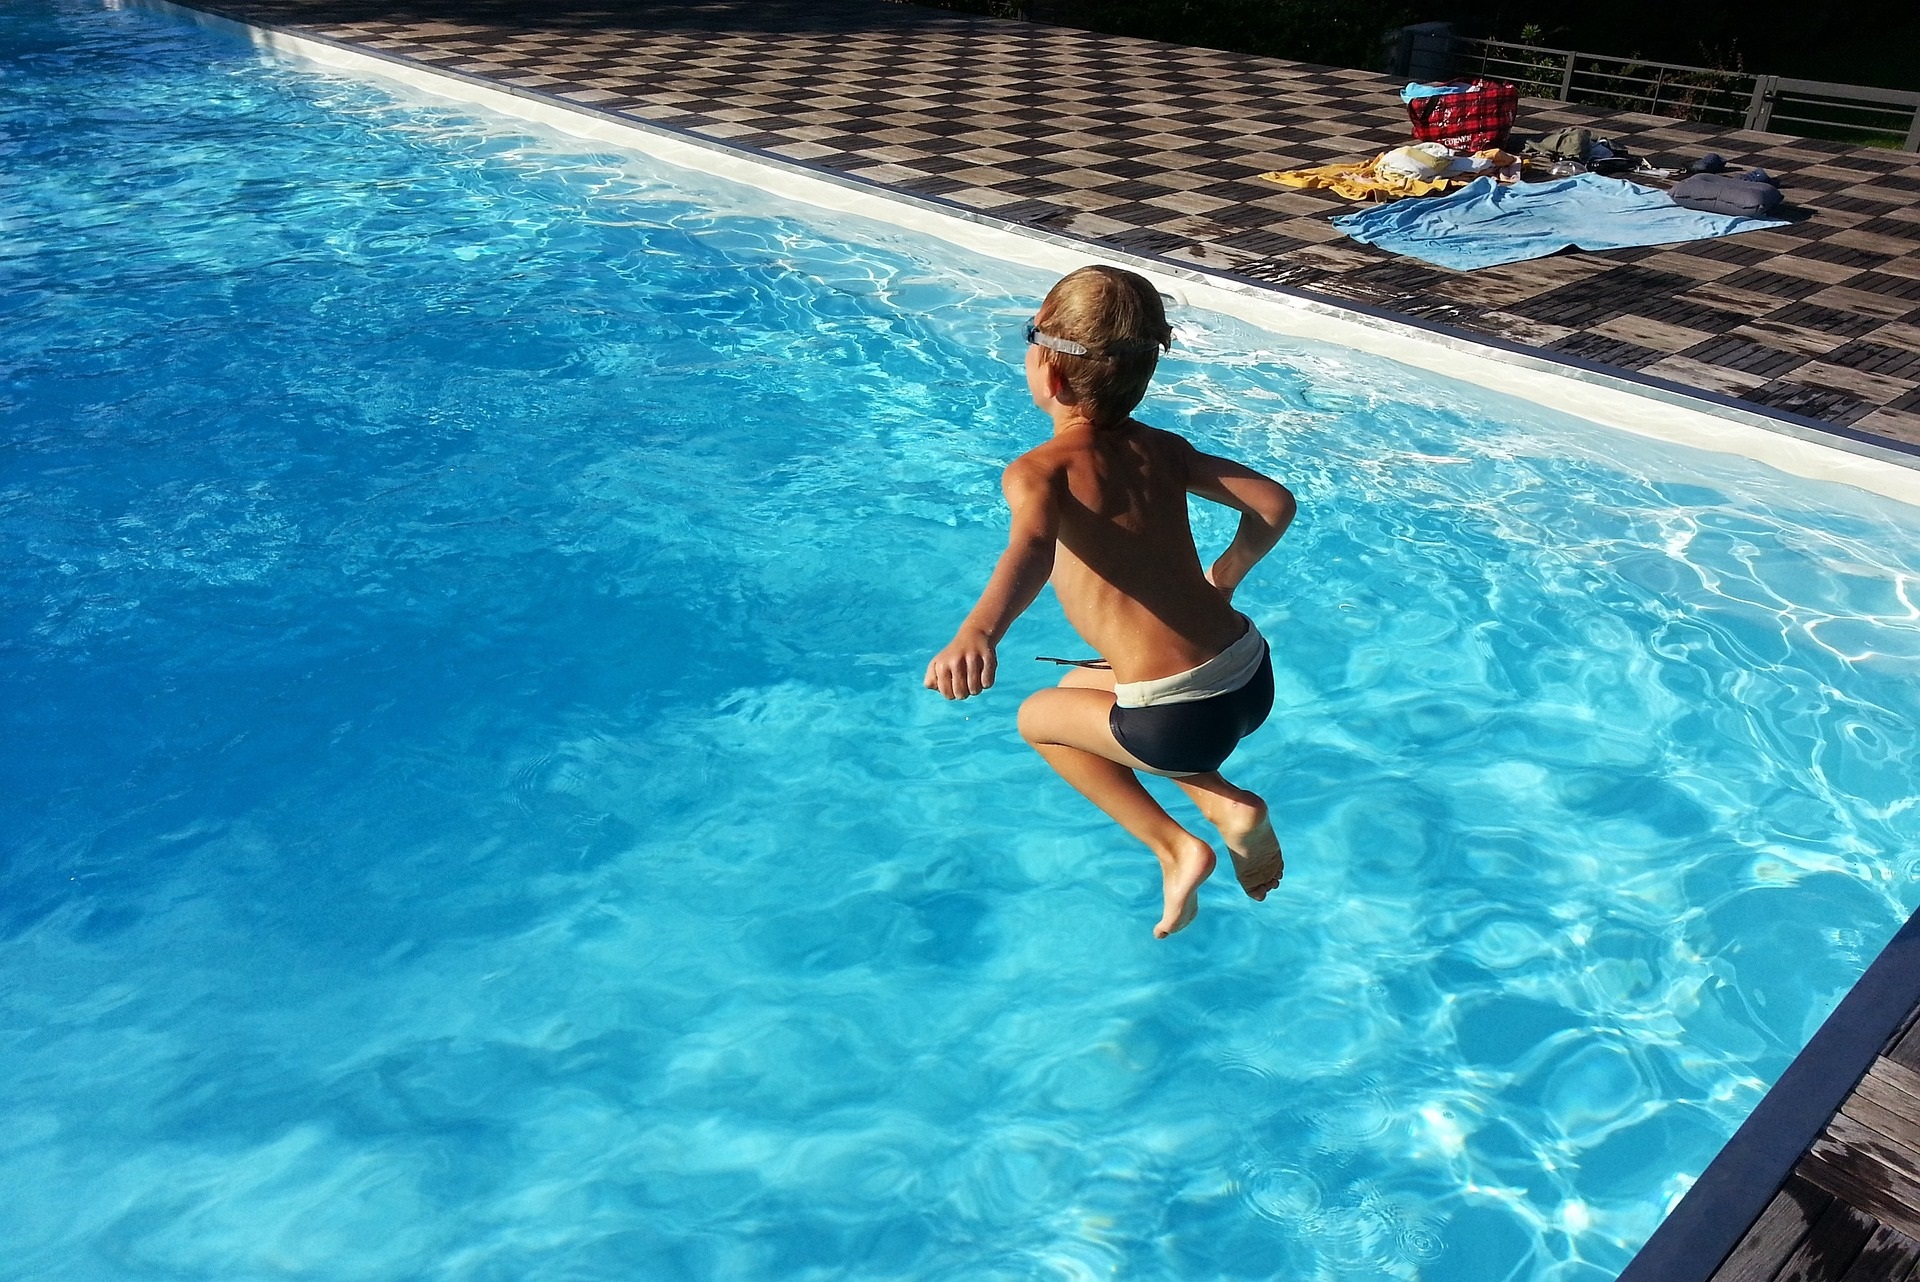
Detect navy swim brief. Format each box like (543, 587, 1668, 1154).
(1108, 627, 1274, 776)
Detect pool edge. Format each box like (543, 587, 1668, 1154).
(117, 0, 1920, 510)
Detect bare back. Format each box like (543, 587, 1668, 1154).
(1015, 419, 1245, 683)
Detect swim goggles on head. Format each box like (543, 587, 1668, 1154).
(1025, 318, 1163, 359)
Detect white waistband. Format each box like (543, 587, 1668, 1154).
(1114, 620, 1267, 708)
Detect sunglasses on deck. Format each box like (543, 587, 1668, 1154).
(1025, 318, 1163, 359)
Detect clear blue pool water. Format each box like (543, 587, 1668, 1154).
(6, 3, 1920, 1278)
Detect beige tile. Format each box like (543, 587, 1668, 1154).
(1036, 168, 1109, 190)
(1681, 284, 1794, 315)
(945, 186, 1022, 210)
(776, 124, 850, 143)
(1829, 229, 1920, 257)
(947, 165, 1025, 187)
(952, 146, 1025, 165)
(1725, 230, 1809, 255)
(1462, 313, 1575, 346)
(1247, 190, 1345, 217)
(1059, 211, 1135, 238)
(1873, 256, 1920, 282)
(1641, 354, 1771, 394)
(853, 143, 931, 165)
(1637, 251, 1745, 281)
(1288, 243, 1385, 272)
(763, 140, 840, 161)
(1756, 255, 1870, 285)
(1146, 190, 1236, 215)
(845, 162, 929, 185)
(689, 121, 758, 140)
(1800, 208, 1869, 229)
(1163, 242, 1260, 270)
(1728, 320, 1850, 359)
(955, 128, 1027, 147)
(1590, 314, 1714, 352)
(1789, 361, 1917, 402)
(1050, 187, 1129, 213)
(1425, 274, 1554, 307)
(1851, 406, 1920, 446)
(867, 127, 937, 146)
(1268, 217, 1348, 244)
(1138, 171, 1215, 192)
(1804, 285, 1919, 320)
(1865, 320, 1920, 350)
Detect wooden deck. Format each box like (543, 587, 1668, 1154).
(1716, 1024, 1920, 1282)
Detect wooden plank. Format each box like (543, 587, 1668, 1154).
(1802, 1144, 1920, 1245)
(1847, 1090, 1920, 1158)
(1774, 1197, 1878, 1282)
(1820, 1111, 1920, 1193)
(1861, 1059, 1920, 1123)
(1838, 1223, 1920, 1282)
(1712, 1176, 1835, 1282)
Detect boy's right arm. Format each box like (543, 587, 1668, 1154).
(924, 460, 1059, 701)
(1182, 442, 1296, 601)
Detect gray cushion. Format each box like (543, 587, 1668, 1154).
(1669, 173, 1785, 217)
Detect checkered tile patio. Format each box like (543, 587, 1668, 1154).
(180, 0, 1920, 448)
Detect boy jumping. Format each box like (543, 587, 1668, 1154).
(924, 266, 1296, 939)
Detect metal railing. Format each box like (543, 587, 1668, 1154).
(1391, 30, 1920, 151)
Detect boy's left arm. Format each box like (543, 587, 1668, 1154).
(924, 461, 1059, 701)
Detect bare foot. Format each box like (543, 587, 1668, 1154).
(1154, 836, 1216, 939)
(1215, 797, 1284, 901)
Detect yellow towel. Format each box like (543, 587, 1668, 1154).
(1260, 153, 1457, 202)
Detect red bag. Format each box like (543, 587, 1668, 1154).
(1406, 79, 1519, 153)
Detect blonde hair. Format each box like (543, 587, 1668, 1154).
(1033, 266, 1172, 426)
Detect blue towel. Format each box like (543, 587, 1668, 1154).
(1400, 81, 1471, 103)
(1331, 173, 1788, 271)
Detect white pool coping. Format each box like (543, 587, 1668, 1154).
(127, 0, 1920, 507)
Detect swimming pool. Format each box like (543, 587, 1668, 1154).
(6, 2, 1920, 1278)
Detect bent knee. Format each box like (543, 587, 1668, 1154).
(1015, 691, 1052, 743)
(1016, 687, 1108, 747)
